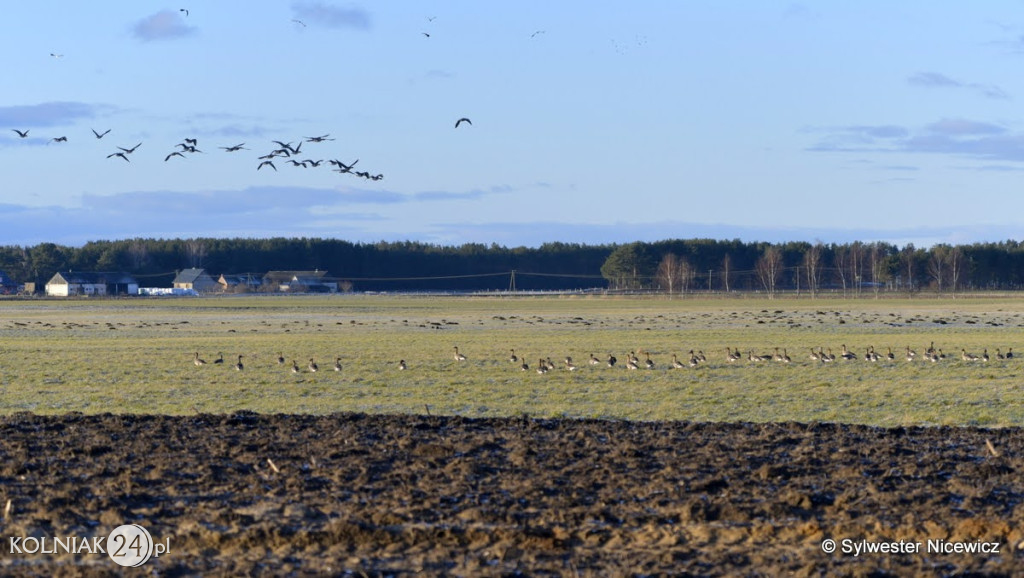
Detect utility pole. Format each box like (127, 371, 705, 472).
(708, 270, 713, 292)
(508, 269, 516, 292)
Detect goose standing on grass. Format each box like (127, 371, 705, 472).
(1007, 347, 1014, 359)
(453, 346, 467, 362)
(193, 352, 206, 366)
(644, 352, 655, 369)
(996, 348, 1006, 360)
(213, 352, 224, 364)
(536, 358, 548, 374)
(606, 354, 617, 368)
(887, 347, 895, 361)
(398, 359, 407, 370)
(508, 349, 518, 363)
(277, 352, 286, 365)
(334, 357, 343, 371)
(291, 360, 300, 373)
(564, 357, 577, 371)
(589, 353, 601, 365)
(672, 354, 686, 369)
(234, 355, 244, 371)
(308, 358, 319, 372)
(520, 358, 529, 371)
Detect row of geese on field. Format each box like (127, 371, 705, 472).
(191, 351, 395, 372)
(464, 343, 1016, 373)
(189, 342, 1014, 375)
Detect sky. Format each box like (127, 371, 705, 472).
(4, 2, 1024, 248)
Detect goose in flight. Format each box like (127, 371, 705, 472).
(91, 128, 111, 139)
(11, 129, 28, 138)
(304, 134, 333, 143)
(292, 19, 306, 27)
(220, 143, 246, 152)
(257, 160, 277, 171)
(455, 117, 472, 128)
(164, 151, 186, 161)
(107, 151, 130, 162)
(49, 136, 67, 143)
(118, 142, 142, 154)
(180, 8, 189, 17)
(50, 53, 64, 58)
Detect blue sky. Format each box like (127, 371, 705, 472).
(4, 2, 1024, 248)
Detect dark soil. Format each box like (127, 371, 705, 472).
(0, 412, 1021, 576)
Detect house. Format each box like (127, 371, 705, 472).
(172, 268, 219, 293)
(262, 270, 337, 293)
(217, 273, 262, 293)
(45, 271, 139, 297)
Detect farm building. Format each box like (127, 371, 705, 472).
(45, 271, 139, 297)
(172, 268, 219, 293)
(217, 274, 263, 293)
(263, 270, 337, 293)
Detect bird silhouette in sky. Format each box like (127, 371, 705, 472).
(49, 136, 67, 143)
(12, 129, 28, 138)
(180, 8, 189, 17)
(257, 160, 277, 171)
(107, 152, 130, 162)
(292, 19, 306, 27)
(118, 143, 142, 154)
(455, 118, 472, 128)
(92, 128, 111, 139)
(220, 143, 247, 152)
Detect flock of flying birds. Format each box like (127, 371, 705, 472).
(20, 11, 486, 184)
(10, 119, 474, 183)
(10, 128, 394, 182)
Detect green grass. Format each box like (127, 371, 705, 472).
(0, 294, 1023, 426)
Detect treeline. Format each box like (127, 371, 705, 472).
(0, 238, 610, 292)
(601, 239, 1024, 295)
(3, 237, 1024, 293)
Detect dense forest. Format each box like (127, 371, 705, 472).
(2, 237, 1024, 294)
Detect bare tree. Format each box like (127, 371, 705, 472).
(128, 240, 149, 270)
(948, 246, 964, 297)
(656, 253, 682, 296)
(720, 254, 733, 292)
(185, 240, 207, 269)
(849, 241, 864, 297)
(833, 245, 849, 297)
(901, 244, 917, 293)
(803, 242, 823, 298)
(755, 246, 784, 299)
(928, 245, 948, 293)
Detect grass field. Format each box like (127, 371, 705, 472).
(0, 294, 1022, 426)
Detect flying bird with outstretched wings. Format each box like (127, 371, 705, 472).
(92, 128, 111, 139)
(12, 129, 28, 138)
(455, 118, 472, 128)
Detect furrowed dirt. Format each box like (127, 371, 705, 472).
(0, 413, 1021, 576)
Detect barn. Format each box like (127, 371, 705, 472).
(45, 271, 139, 297)
(172, 268, 219, 293)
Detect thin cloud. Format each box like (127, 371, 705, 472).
(290, 2, 371, 30)
(907, 71, 1009, 100)
(412, 185, 514, 202)
(809, 118, 1024, 163)
(0, 102, 107, 127)
(133, 10, 197, 42)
